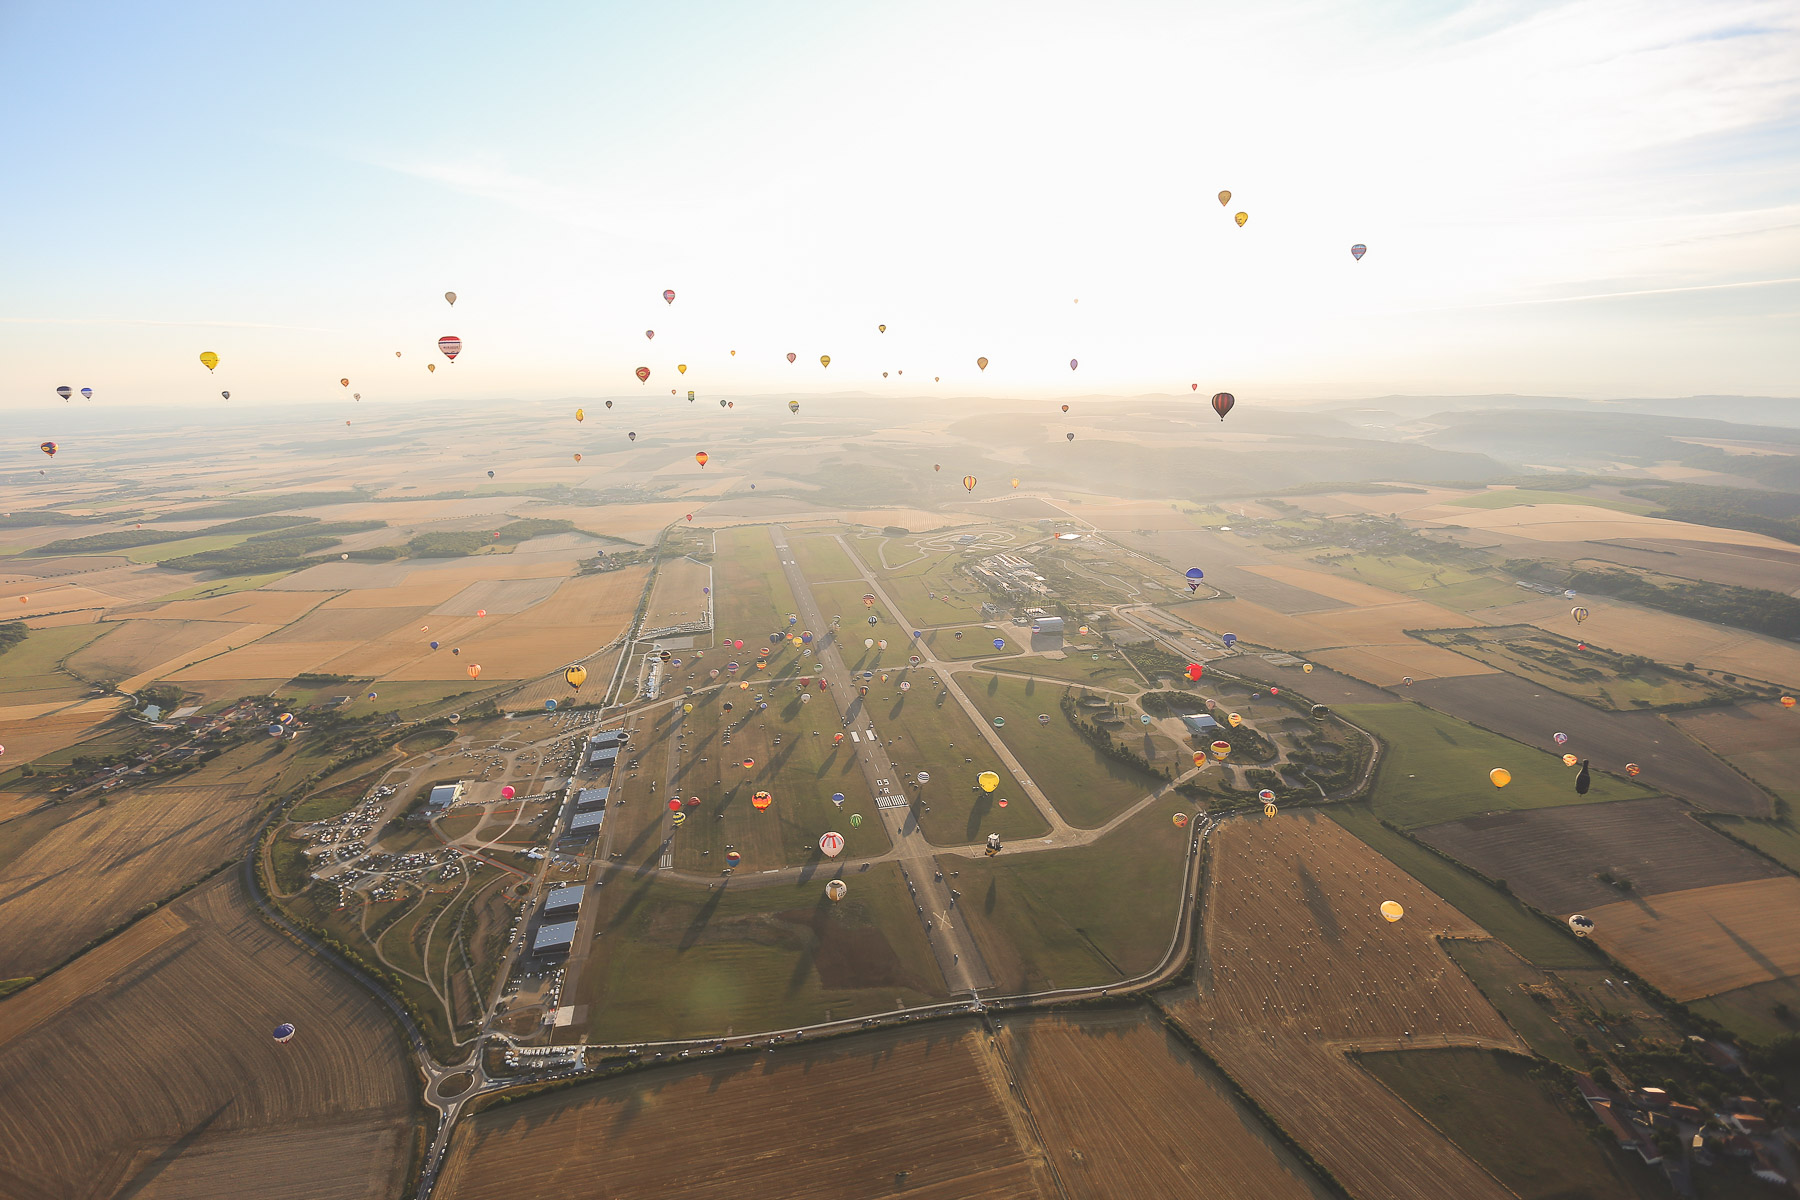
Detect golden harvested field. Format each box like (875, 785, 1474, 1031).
(145, 590, 335, 624)
(170, 638, 358, 681)
(0, 779, 268, 979)
(1474, 594, 1800, 686)
(261, 605, 434, 643)
(439, 1022, 1057, 1200)
(376, 568, 648, 682)
(64, 619, 241, 680)
(0, 704, 128, 776)
(0, 877, 414, 1200)
(1245, 564, 1411, 607)
(1052, 497, 1200, 531)
(528, 501, 695, 541)
(432, 577, 564, 616)
(642, 554, 713, 631)
(998, 1010, 1333, 1200)
(317, 579, 469, 608)
(1310, 644, 1497, 687)
(1585, 876, 1800, 1000)
(1163, 812, 1521, 1200)
(1422, 502, 1798, 549)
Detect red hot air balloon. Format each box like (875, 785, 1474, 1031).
(1211, 392, 1235, 420)
(1185, 663, 1203, 681)
(645, 330, 655, 340)
(695, 451, 709, 468)
(663, 289, 676, 304)
(786, 352, 796, 363)
(438, 336, 461, 361)
(636, 367, 650, 383)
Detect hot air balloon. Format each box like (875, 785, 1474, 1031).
(750, 790, 773, 811)
(1185, 567, 1205, 591)
(977, 771, 999, 792)
(438, 336, 461, 361)
(564, 665, 588, 691)
(819, 832, 844, 858)
(199, 351, 219, 371)
(628, 431, 636, 440)
(1210, 740, 1231, 760)
(1066, 433, 1075, 441)
(663, 289, 676, 304)
(39, 441, 57, 457)
(427, 364, 435, 373)
(1574, 759, 1591, 794)
(826, 879, 847, 902)
(222, 391, 230, 399)
(339, 378, 350, 388)
(267, 723, 285, 737)
(786, 352, 797, 363)
(1234, 212, 1248, 227)
(273, 1023, 296, 1043)
(56, 386, 71, 401)
(1781, 696, 1796, 708)
(1069, 359, 1078, 371)
(430, 641, 439, 649)
(820, 355, 831, 368)
(467, 664, 481, 679)
(671, 810, 687, 826)
(1184, 663, 1203, 682)
(991, 638, 1006, 650)
(80, 387, 92, 399)
(1568, 913, 1595, 937)
(501, 785, 516, 800)
(1227, 713, 1242, 728)
(1217, 190, 1231, 206)
(695, 451, 709, 468)
(1211, 392, 1235, 420)
(636, 367, 650, 383)
(1489, 767, 1511, 788)
(962, 475, 977, 492)
(444, 291, 457, 306)
(1379, 901, 1404, 922)
(1173, 812, 1189, 828)
(645, 330, 655, 341)
(1351, 244, 1367, 261)
(1571, 607, 1589, 624)
(985, 833, 1002, 857)
(1625, 762, 1641, 776)
(977, 357, 988, 371)
(575, 408, 585, 422)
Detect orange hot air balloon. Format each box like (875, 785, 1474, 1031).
(575, 408, 584, 421)
(1781, 695, 1796, 708)
(1235, 212, 1248, 227)
(340, 378, 349, 388)
(427, 363, 435, 373)
(752, 791, 772, 810)
(573, 453, 582, 462)
(636, 367, 650, 383)
(467, 664, 482, 679)
(1217, 190, 1231, 207)
(976, 357, 988, 371)
(695, 451, 709, 468)
(962, 475, 977, 492)
(1061, 404, 1070, 412)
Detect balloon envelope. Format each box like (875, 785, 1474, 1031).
(199, 351, 219, 371)
(273, 1023, 296, 1043)
(977, 771, 1000, 792)
(438, 336, 461, 360)
(1489, 767, 1511, 787)
(825, 879, 847, 901)
(1217, 190, 1231, 206)
(1211, 392, 1235, 420)
(1379, 901, 1404, 922)
(1351, 244, 1367, 260)
(819, 831, 845, 857)
(1568, 913, 1595, 937)
(1234, 212, 1248, 226)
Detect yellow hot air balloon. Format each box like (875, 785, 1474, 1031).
(428, 363, 436, 373)
(683, 703, 694, 713)
(962, 475, 977, 492)
(678, 364, 687, 374)
(788, 399, 800, 413)
(467, 664, 482, 679)
(1263, 802, 1277, 817)
(576, 408, 585, 421)
(1489, 767, 1511, 788)
(1217, 190, 1231, 207)
(1227, 712, 1242, 728)
(1571, 607, 1589, 624)
(976, 356, 988, 371)
(878, 324, 886, 333)
(1379, 901, 1404, 922)
(820, 355, 831, 368)
(199, 351, 219, 371)
(1210, 740, 1231, 760)
(977, 771, 999, 792)
(1235, 212, 1248, 227)
(1562, 753, 1579, 767)
(565, 665, 588, 690)
(1303, 663, 1313, 674)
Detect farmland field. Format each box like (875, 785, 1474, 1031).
(975, 652, 1143, 690)
(0, 624, 111, 703)
(944, 798, 1190, 994)
(1701, 815, 1800, 873)
(1162, 812, 1523, 1200)
(1415, 798, 1786, 915)
(787, 532, 860, 581)
(1341, 702, 1651, 828)
(1358, 1048, 1664, 1200)
(574, 863, 946, 1042)
(997, 1009, 1334, 1200)
(0, 876, 414, 1200)
(712, 525, 801, 641)
(1584, 876, 1800, 1000)
(1442, 939, 1590, 1067)
(1688, 976, 1800, 1045)
(1670, 703, 1800, 808)
(1399, 673, 1771, 816)
(1413, 625, 1732, 709)
(439, 1021, 1057, 1199)
(641, 553, 711, 633)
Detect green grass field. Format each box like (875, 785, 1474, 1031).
(1328, 806, 1600, 970)
(872, 546, 988, 621)
(1442, 940, 1589, 1067)
(0, 624, 111, 698)
(809, 578, 899, 634)
(923, 625, 1022, 661)
(1414, 628, 1732, 710)
(965, 673, 1164, 828)
(122, 533, 254, 564)
(712, 525, 801, 642)
(975, 652, 1143, 691)
(1325, 554, 1523, 610)
(154, 570, 295, 601)
(787, 533, 860, 582)
(1446, 488, 1654, 514)
(944, 796, 1191, 993)
(863, 679, 1050, 845)
(1337, 702, 1651, 828)
(578, 862, 945, 1041)
(1359, 1048, 1665, 1200)
(1688, 977, 1800, 1046)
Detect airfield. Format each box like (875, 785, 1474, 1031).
(2, 393, 1799, 1197)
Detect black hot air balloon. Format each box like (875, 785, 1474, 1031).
(1574, 759, 1591, 795)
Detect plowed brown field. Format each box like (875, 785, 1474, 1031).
(438, 1021, 1056, 1199)
(1585, 876, 1800, 1000)
(0, 877, 413, 1200)
(1162, 812, 1522, 1200)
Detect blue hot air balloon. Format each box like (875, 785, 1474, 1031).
(1184, 567, 1205, 592)
(545, 699, 558, 711)
(273, 1023, 296, 1043)
(430, 641, 440, 650)
(80, 387, 92, 399)
(267, 724, 285, 737)
(1222, 633, 1237, 648)
(831, 792, 845, 806)
(993, 638, 1006, 650)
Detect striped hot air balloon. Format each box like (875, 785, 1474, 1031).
(438, 336, 461, 361)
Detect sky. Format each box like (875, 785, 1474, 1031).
(3, 0, 1798, 410)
